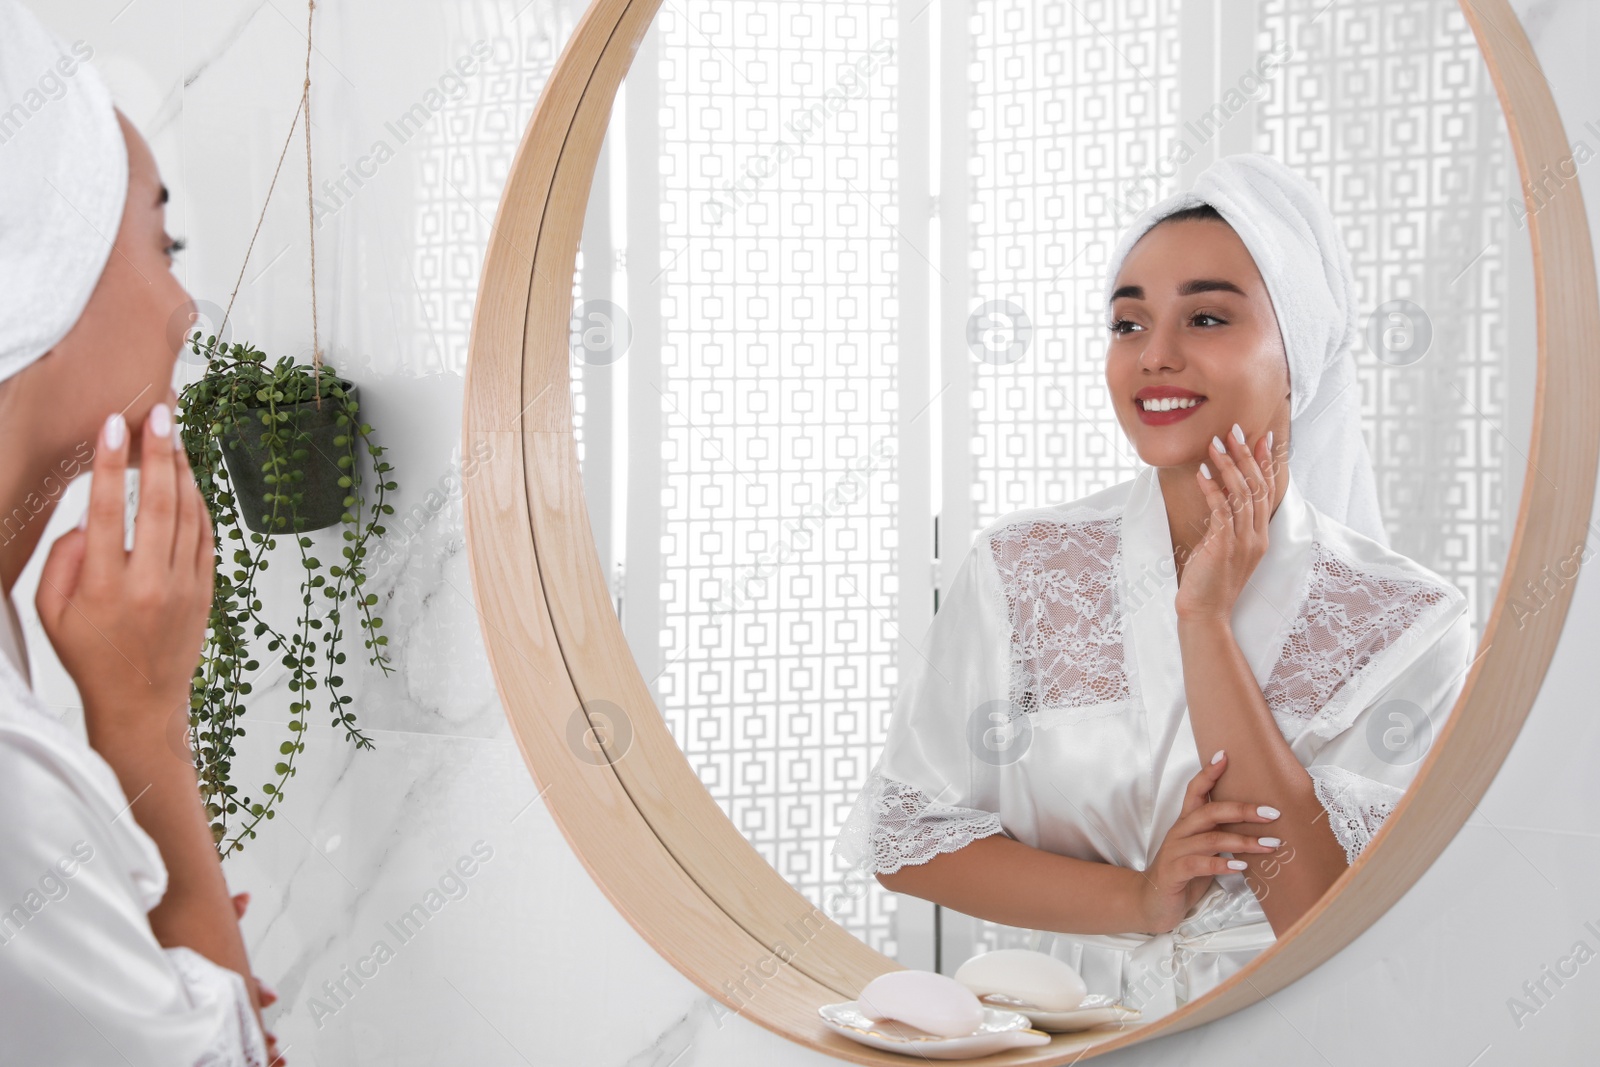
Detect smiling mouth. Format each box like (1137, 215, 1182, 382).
(1137, 396, 1207, 412)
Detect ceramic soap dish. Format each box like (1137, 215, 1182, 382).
(977, 991, 1142, 1032)
(818, 1001, 1051, 1059)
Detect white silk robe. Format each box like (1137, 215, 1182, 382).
(0, 590, 267, 1065)
(835, 464, 1476, 1018)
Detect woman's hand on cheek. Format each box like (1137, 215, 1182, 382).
(1173, 424, 1277, 623)
(33, 401, 216, 758)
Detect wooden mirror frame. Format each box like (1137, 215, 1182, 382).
(461, 0, 1600, 1059)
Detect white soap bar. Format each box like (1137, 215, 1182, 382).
(953, 948, 1088, 1012)
(856, 969, 985, 1038)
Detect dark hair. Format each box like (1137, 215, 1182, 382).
(1156, 202, 1226, 226)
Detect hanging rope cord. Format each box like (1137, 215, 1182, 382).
(214, 0, 323, 408)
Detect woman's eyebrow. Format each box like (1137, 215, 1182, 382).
(1108, 278, 1246, 304)
(157, 184, 169, 206)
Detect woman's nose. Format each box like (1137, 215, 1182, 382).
(1135, 322, 1184, 370)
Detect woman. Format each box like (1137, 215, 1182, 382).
(834, 153, 1476, 1019)
(0, 3, 279, 1062)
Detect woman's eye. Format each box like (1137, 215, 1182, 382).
(164, 236, 187, 260)
(1108, 313, 1224, 334)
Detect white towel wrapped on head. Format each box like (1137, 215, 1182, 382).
(0, 0, 129, 381)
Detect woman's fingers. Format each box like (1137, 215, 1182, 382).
(83, 412, 130, 583)
(1180, 749, 1227, 816)
(1209, 429, 1254, 538)
(1195, 458, 1232, 551)
(33, 522, 88, 630)
(1207, 432, 1242, 537)
(131, 401, 178, 573)
(1175, 798, 1281, 839)
(1201, 798, 1282, 828)
(1165, 827, 1284, 882)
(1227, 424, 1270, 539)
(1173, 804, 1282, 846)
(1192, 829, 1282, 855)
(1163, 838, 1246, 881)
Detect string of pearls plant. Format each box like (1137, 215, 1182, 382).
(176, 333, 396, 856)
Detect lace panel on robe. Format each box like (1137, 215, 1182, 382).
(1306, 764, 1406, 864)
(1261, 542, 1451, 742)
(835, 771, 1007, 876)
(987, 515, 1131, 714)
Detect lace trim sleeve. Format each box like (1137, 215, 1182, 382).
(1307, 764, 1406, 864)
(834, 771, 1007, 876)
(164, 947, 268, 1067)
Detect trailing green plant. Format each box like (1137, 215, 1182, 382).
(176, 333, 397, 857)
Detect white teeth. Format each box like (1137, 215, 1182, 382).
(1140, 396, 1203, 411)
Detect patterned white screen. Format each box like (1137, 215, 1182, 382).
(611, 1, 909, 960)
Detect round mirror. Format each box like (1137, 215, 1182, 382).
(463, 0, 1599, 1058)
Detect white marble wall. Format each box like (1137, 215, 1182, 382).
(18, 0, 1600, 1063)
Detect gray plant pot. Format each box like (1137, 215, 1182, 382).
(219, 382, 359, 534)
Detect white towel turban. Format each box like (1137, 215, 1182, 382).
(1102, 152, 1388, 547)
(0, 0, 129, 382)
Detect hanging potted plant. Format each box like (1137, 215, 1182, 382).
(206, 348, 362, 535)
(176, 335, 397, 856)
(169, 0, 397, 856)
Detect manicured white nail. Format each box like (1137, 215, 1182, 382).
(1259, 837, 1281, 848)
(104, 412, 125, 450)
(1211, 434, 1224, 453)
(1199, 462, 1212, 480)
(150, 402, 171, 438)
(1258, 805, 1280, 819)
(1266, 430, 1274, 452)
(1231, 422, 1245, 445)
(1211, 749, 1225, 764)
(1227, 859, 1248, 870)
(77, 506, 88, 530)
